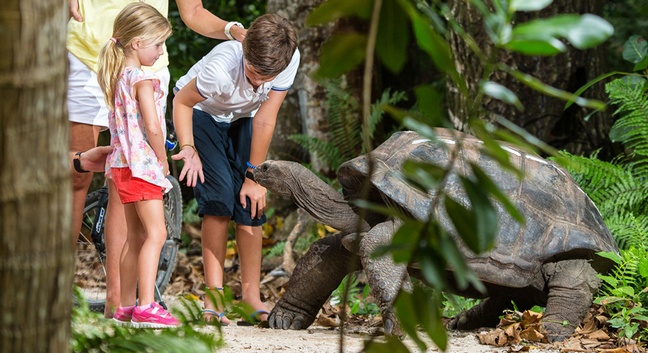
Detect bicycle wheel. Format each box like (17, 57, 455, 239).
(155, 175, 182, 293)
(74, 187, 109, 312)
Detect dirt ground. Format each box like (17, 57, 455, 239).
(164, 244, 644, 353)
(210, 324, 558, 353)
(164, 294, 562, 353)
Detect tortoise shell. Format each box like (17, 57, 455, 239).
(337, 129, 618, 288)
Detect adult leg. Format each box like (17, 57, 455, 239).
(235, 224, 268, 320)
(201, 214, 232, 324)
(69, 122, 101, 245)
(104, 179, 126, 317)
(133, 199, 167, 307)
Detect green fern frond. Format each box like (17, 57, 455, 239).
(288, 134, 345, 171)
(556, 151, 647, 216)
(289, 77, 407, 173)
(556, 151, 648, 251)
(322, 79, 362, 162)
(598, 247, 643, 297)
(607, 77, 648, 162)
(367, 88, 408, 150)
(606, 213, 648, 250)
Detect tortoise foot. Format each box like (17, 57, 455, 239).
(268, 305, 316, 330)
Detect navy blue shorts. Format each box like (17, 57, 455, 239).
(192, 109, 266, 226)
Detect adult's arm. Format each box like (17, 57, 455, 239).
(68, 0, 83, 21)
(175, 0, 246, 41)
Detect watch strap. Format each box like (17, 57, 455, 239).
(245, 170, 256, 182)
(224, 21, 243, 40)
(73, 151, 90, 173)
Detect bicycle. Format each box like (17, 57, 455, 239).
(74, 128, 183, 312)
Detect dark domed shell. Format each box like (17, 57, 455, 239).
(338, 129, 618, 288)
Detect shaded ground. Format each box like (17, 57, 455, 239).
(162, 248, 645, 353)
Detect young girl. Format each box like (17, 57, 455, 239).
(97, 2, 178, 328)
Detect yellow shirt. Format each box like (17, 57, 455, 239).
(67, 0, 169, 73)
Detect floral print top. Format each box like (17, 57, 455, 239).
(105, 67, 172, 192)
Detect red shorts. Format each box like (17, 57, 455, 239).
(110, 168, 163, 204)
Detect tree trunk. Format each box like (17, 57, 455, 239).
(447, 0, 614, 157)
(266, 0, 330, 171)
(0, 1, 72, 352)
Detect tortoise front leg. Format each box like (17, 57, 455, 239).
(359, 220, 411, 336)
(541, 259, 600, 342)
(269, 233, 361, 330)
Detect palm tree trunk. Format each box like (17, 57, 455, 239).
(0, 1, 72, 351)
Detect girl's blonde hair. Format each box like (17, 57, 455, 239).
(97, 2, 172, 111)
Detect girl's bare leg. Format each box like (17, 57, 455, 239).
(132, 199, 166, 306)
(119, 203, 142, 308)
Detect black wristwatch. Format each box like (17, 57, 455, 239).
(73, 151, 90, 173)
(245, 170, 256, 182)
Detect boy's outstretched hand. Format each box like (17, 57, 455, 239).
(240, 179, 266, 219)
(171, 145, 204, 187)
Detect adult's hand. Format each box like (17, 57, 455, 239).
(171, 145, 204, 187)
(240, 179, 266, 219)
(76, 146, 112, 172)
(68, 0, 83, 21)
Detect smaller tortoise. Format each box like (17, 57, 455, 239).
(255, 129, 618, 342)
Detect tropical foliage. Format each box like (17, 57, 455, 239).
(555, 35, 648, 344)
(306, 0, 613, 350)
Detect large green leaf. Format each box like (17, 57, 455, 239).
(444, 197, 479, 252)
(481, 80, 523, 110)
(511, 14, 613, 50)
(306, 0, 372, 26)
(395, 0, 465, 92)
(393, 292, 428, 351)
(564, 71, 620, 109)
(509, 0, 553, 12)
(504, 36, 566, 56)
(507, 68, 607, 110)
(461, 176, 498, 253)
(314, 33, 367, 79)
(414, 85, 444, 125)
(377, 0, 409, 73)
(634, 56, 648, 72)
(470, 162, 525, 224)
(623, 35, 648, 65)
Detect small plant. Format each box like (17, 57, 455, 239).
(71, 288, 223, 352)
(330, 273, 380, 317)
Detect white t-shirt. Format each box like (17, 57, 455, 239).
(175, 41, 300, 123)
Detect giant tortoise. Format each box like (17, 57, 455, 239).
(254, 129, 618, 342)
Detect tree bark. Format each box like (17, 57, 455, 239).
(0, 1, 72, 352)
(266, 0, 330, 170)
(447, 0, 614, 157)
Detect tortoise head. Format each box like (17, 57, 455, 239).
(254, 160, 369, 233)
(253, 160, 302, 198)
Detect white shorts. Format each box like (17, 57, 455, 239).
(67, 52, 170, 127)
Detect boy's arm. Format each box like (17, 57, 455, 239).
(135, 80, 168, 174)
(240, 89, 288, 218)
(175, 0, 246, 41)
(171, 78, 207, 186)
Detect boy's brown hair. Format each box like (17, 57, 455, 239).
(243, 13, 298, 77)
